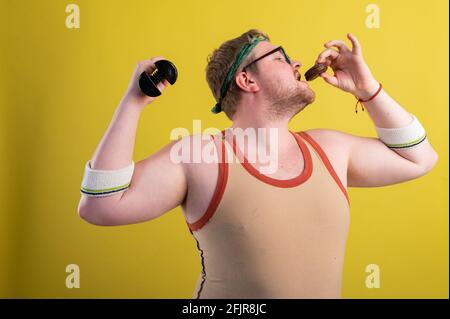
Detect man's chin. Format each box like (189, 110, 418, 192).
(291, 86, 316, 109)
(266, 92, 314, 120)
(264, 83, 316, 118)
(303, 86, 316, 104)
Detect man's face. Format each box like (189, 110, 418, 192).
(247, 42, 316, 120)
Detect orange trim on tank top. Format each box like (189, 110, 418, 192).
(228, 130, 313, 188)
(186, 129, 350, 232)
(298, 131, 350, 205)
(187, 135, 228, 232)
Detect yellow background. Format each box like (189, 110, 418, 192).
(0, 0, 448, 298)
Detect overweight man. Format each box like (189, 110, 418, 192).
(77, 29, 439, 299)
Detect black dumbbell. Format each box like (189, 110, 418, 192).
(139, 60, 178, 97)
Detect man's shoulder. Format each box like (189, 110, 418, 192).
(300, 128, 354, 146)
(298, 128, 353, 161)
(299, 128, 341, 144)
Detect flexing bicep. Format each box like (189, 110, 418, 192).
(347, 134, 429, 187)
(80, 138, 188, 226)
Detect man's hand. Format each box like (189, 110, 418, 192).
(315, 33, 379, 100)
(121, 56, 171, 108)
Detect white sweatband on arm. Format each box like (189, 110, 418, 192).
(375, 113, 427, 149)
(80, 160, 135, 197)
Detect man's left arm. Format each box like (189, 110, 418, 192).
(313, 33, 439, 187)
(351, 76, 439, 170)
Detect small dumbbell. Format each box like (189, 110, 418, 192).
(139, 60, 178, 97)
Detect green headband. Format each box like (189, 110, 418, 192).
(211, 35, 269, 114)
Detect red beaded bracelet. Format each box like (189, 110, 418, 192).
(354, 82, 383, 113)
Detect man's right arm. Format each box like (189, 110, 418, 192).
(77, 57, 186, 226)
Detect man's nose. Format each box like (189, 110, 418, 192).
(291, 60, 301, 70)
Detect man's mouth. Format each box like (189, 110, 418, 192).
(295, 72, 301, 81)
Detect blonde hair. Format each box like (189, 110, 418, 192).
(206, 29, 270, 120)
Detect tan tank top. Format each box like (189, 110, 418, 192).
(185, 130, 350, 299)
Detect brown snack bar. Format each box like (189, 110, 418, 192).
(304, 63, 328, 81)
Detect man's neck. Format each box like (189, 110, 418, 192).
(228, 118, 297, 158)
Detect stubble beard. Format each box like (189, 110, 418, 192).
(264, 80, 316, 121)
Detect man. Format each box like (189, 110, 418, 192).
(77, 29, 439, 298)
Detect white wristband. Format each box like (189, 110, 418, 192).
(80, 160, 135, 197)
(375, 113, 427, 149)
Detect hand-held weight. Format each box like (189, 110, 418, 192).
(139, 60, 178, 97)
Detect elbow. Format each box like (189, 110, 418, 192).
(77, 201, 88, 220)
(77, 203, 114, 226)
(428, 152, 439, 171)
(77, 205, 99, 225)
(433, 152, 439, 166)
(77, 206, 93, 224)
(420, 153, 439, 175)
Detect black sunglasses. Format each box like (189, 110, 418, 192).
(242, 46, 291, 72)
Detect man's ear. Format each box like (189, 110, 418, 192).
(235, 72, 259, 93)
